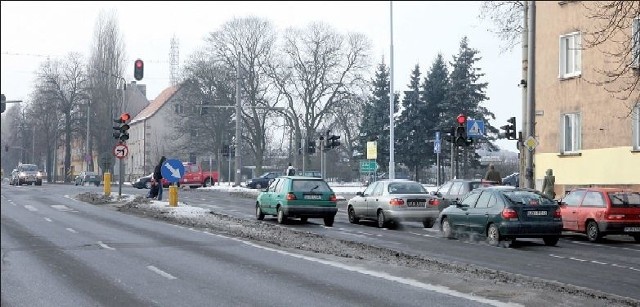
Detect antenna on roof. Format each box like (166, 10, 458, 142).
(170, 34, 180, 86)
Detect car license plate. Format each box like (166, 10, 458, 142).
(624, 227, 640, 232)
(527, 211, 547, 216)
(304, 195, 321, 200)
(407, 201, 426, 207)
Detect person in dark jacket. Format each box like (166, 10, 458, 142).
(483, 164, 502, 184)
(153, 156, 167, 201)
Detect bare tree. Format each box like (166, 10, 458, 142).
(478, 1, 525, 53)
(581, 1, 640, 110)
(203, 16, 278, 175)
(27, 86, 63, 182)
(1, 104, 26, 172)
(36, 53, 89, 182)
(268, 22, 371, 169)
(87, 9, 126, 173)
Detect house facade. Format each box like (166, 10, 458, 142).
(534, 1, 640, 195)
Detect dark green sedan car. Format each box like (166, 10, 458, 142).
(438, 186, 562, 246)
(255, 176, 338, 226)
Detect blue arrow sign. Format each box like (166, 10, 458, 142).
(466, 120, 485, 138)
(434, 131, 441, 154)
(161, 159, 185, 183)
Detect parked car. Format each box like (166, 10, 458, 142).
(255, 175, 338, 226)
(131, 173, 170, 189)
(347, 179, 439, 228)
(11, 163, 43, 186)
(297, 170, 322, 178)
(502, 172, 520, 187)
(559, 188, 640, 242)
(74, 171, 101, 186)
(438, 186, 563, 246)
(180, 162, 219, 188)
(246, 172, 282, 189)
(430, 179, 497, 212)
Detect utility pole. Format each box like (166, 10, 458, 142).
(388, 0, 396, 180)
(525, 0, 536, 189)
(520, 1, 529, 188)
(234, 52, 242, 187)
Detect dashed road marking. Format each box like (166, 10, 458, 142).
(147, 265, 177, 280)
(549, 254, 637, 272)
(44, 217, 52, 222)
(65, 228, 77, 233)
(24, 205, 38, 212)
(97, 241, 115, 250)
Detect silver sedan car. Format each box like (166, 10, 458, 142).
(347, 179, 439, 229)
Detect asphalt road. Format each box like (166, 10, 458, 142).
(2, 183, 506, 307)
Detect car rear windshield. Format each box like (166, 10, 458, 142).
(292, 180, 332, 193)
(503, 190, 555, 206)
(388, 182, 427, 194)
(608, 192, 640, 207)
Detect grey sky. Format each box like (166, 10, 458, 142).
(1, 1, 521, 151)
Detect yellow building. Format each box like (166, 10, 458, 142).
(534, 1, 639, 194)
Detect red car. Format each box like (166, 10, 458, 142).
(559, 188, 640, 242)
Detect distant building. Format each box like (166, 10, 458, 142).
(534, 2, 639, 193)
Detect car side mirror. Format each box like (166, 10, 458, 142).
(356, 191, 363, 197)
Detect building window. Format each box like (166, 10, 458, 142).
(562, 113, 581, 153)
(559, 32, 582, 78)
(633, 18, 639, 68)
(175, 104, 184, 114)
(634, 104, 640, 150)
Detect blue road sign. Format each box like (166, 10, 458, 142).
(434, 131, 441, 154)
(161, 159, 185, 183)
(466, 120, 485, 138)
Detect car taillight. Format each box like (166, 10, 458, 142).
(389, 198, 405, 206)
(607, 214, 625, 220)
(428, 198, 440, 206)
(554, 208, 562, 218)
(501, 208, 518, 220)
(286, 193, 296, 200)
(329, 194, 337, 202)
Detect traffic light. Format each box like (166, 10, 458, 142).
(222, 144, 229, 157)
(307, 140, 316, 154)
(1, 94, 6, 113)
(134, 59, 144, 81)
(328, 135, 341, 149)
(500, 117, 517, 140)
(455, 114, 467, 146)
(112, 112, 131, 142)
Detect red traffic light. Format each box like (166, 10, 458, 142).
(135, 59, 143, 68)
(120, 113, 131, 122)
(456, 114, 466, 125)
(134, 59, 144, 81)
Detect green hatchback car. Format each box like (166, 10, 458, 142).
(255, 176, 338, 226)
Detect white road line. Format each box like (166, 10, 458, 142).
(590, 260, 607, 265)
(549, 254, 565, 259)
(147, 265, 177, 280)
(569, 257, 587, 262)
(97, 241, 115, 250)
(44, 217, 52, 222)
(570, 240, 639, 252)
(65, 228, 77, 233)
(550, 254, 638, 272)
(24, 205, 38, 212)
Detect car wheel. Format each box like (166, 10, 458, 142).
(441, 218, 454, 239)
(543, 236, 559, 246)
(377, 210, 387, 228)
(255, 203, 265, 220)
(145, 181, 152, 189)
(323, 216, 334, 227)
(347, 207, 359, 224)
(586, 221, 601, 242)
(277, 206, 287, 224)
(487, 224, 501, 246)
(300, 217, 308, 223)
(422, 218, 435, 228)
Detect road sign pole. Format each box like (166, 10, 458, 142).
(118, 158, 123, 197)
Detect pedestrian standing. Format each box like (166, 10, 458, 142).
(286, 163, 296, 176)
(153, 156, 167, 201)
(484, 164, 502, 184)
(541, 168, 556, 199)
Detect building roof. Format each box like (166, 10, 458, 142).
(130, 85, 179, 124)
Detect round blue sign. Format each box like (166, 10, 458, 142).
(161, 159, 185, 183)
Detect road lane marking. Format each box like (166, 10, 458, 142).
(569, 257, 587, 262)
(24, 205, 38, 212)
(52, 205, 74, 211)
(199, 230, 520, 307)
(66, 228, 77, 233)
(147, 266, 177, 280)
(549, 254, 637, 272)
(97, 241, 115, 250)
(44, 217, 52, 222)
(569, 240, 639, 252)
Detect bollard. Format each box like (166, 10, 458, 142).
(169, 185, 178, 207)
(104, 172, 111, 197)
